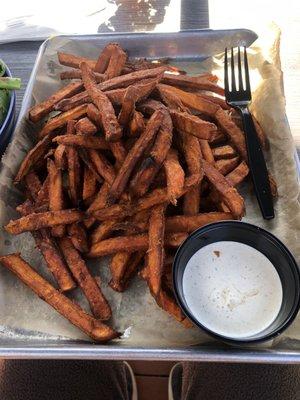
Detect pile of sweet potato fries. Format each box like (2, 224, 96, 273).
(0, 43, 277, 342)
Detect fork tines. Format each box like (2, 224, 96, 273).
(224, 47, 251, 103)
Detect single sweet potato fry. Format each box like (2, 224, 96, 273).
(0, 254, 118, 342)
(203, 159, 245, 218)
(105, 44, 127, 79)
(128, 110, 145, 137)
(215, 156, 240, 175)
(47, 159, 65, 237)
(35, 176, 50, 207)
(215, 108, 247, 159)
(95, 43, 116, 73)
(82, 166, 97, 201)
(54, 144, 67, 169)
(157, 84, 220, 117)
(118, 78, 159, 127)
(147, 204, 166, 296)
(55, 67, 167, 112)
(39, 104, 88, 139)
(5, 209, 84, 235)
(156, 287, 191, 326)
(54, 134, 110, 150)
(164, 149, 185, 205)
(57, 51, 97, 69)
(14, 133, 55, 183)
(179, 130, 203, 215)
(89, 149, 116, 185)
(162, 73, 225, 96)
(225, 161, 249, 186)
(129, 109, 172, 197)
(29, 81, 83, 122)
(165, 212, 233, 233)
(212, 144, 237, 160)
(199, 139, 215, 165)
(87, 232, 187, 258)
(75, 117, 97, 135)
(65, 121, 81, 206)
(170, 110, 217, 140)
(60, 69, 105, 82)
(197, 93, 230, 110)
(80, 62, 122, 142)
(67, 222, 89, 253)
(59, 237, 111, 320)
(108, 109, 164, 204)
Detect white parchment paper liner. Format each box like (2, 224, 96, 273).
(0, 26, 299, 347)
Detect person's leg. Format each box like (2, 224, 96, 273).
(170, 362, 300, 400)
(0, 360, 132, 400)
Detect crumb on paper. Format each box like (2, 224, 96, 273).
(213, 251, 220, 257)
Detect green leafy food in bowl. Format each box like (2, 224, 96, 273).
(0, 60, 21, 127)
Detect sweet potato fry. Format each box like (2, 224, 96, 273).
(57, 51, 96, 69)
(129, 109, 172, 197)
(170, 109, 217, 140)
(39, 104, 88, 139)
(47, 159, 65, 237)
(17, 199, 76, 292)
(59, 237, 111, 320)
(5, 209, 84, 235)
(75, 117, 97, 135)
(89, 149, 116, 185)
(215, 108, 247, 159)
(60, 69, 105, 82)
(158, 84, 190, 112)
(156, 287, 191, 326)
(67, 222, 89, 253)
(24, 172, 42, 201)
(54, 144, 67, 169)
(118, 78, 159, 127)
(109, 251, 145, 292)
(82, 166, 97, 201)
(147, 204, 166, 296)
(35, 176, 50, 207)
(108, 109, 164, 204)
(225, 161, 249, 186)
(203, 159, 245, 218)
(165, 212, 233, 233)
(197, 93, 230, 110)
(179, 129, 203, 215)
(85, 182, 110, 228)
(109, 141, 127, 169)
(164, 149, 185, 205)
(199, 139, 215, 165)
(104, 43, 127, 79)
(157, 84, 220, 116)
(14, 133, 55, 183)
(162, 73, 225, 96)
(55, 67, 167, 111)
(212, 144, 237, 160)
(95, 43, 116, 73)
(215, 157, 240, 175)
(29, 81, 83, 122)
(269, 173, 278, 198)
(128, 110, 145, 137)
(0, 254, 118, 342)
(81, 62, 122, 142)
(65, 121, 81, 206)
(87, 232, 188, 258)
(54, 134, 110, 150)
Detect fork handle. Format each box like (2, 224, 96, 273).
(237, 106, 274, 220)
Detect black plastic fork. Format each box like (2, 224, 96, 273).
(224, 47, 274, 220)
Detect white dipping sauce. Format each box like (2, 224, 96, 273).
(183, 241, 283, 339)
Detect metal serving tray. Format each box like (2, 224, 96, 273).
(1, 29, 300, 363)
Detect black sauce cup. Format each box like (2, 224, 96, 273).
(173, 221, 300, 345)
